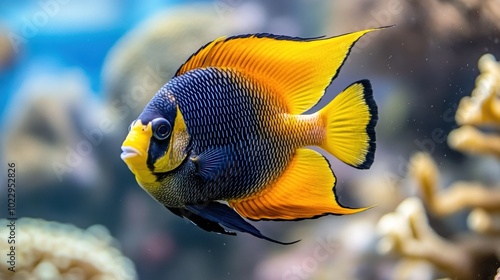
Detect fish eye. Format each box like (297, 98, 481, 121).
(152, 118, 172, 140)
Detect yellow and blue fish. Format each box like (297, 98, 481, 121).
(121, 28, 381, 244)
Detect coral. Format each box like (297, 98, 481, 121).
(381, 150, 500, 279)
(376, 150, 500, 279)
(409, 152, 500, 216)
(468, 209, 500, 235)
(377, 198, 472, 279)
(1, 70, 108, 189)
(449, 54, 500, 157)
(0, 218, 137, 280)
(448, 125, 500, 158)
(454, 55, 500, 127)
(377, 197, 500, 280)
(376, 53, 500, 280)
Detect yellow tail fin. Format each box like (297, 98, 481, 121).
(320, 80, 377, 169)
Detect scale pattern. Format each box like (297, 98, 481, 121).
(164, 67, 324, 202)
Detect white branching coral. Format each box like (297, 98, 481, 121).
(468, 208, 500, 235)
(409, 152, 500, 216)
(377, 197, 473, 279)
(448, 125, 500, 158)
(449, 54, 500, 157)
(0, 218, 137, 280)
(455, 54, 500, 127)
(377, 53, 500, 280)
(377, 196, 500, 280)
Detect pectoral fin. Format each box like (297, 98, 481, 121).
(191, 147, 232, 181)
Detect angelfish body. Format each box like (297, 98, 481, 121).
(121, 29, 381, 244)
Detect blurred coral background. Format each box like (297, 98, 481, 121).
(1, 0, 499, 279)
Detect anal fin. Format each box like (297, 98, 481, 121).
(229, 148, 368, 220)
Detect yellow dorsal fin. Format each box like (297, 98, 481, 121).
(229, 148, 368, 220)
(176, 29, 381, 114)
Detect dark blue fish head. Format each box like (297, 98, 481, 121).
(121, 84, 190, 181)
(139, 86, 177, 124)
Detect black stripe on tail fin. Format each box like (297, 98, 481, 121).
(320, 79, 377, 169)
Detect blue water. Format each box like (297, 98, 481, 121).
(0, 0, 193, 119)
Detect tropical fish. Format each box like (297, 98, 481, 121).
(121, 28, 382, 244)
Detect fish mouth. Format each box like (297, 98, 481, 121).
(120, 146, 142, 160)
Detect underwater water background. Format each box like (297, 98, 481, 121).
(1, 0, 500, 279)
